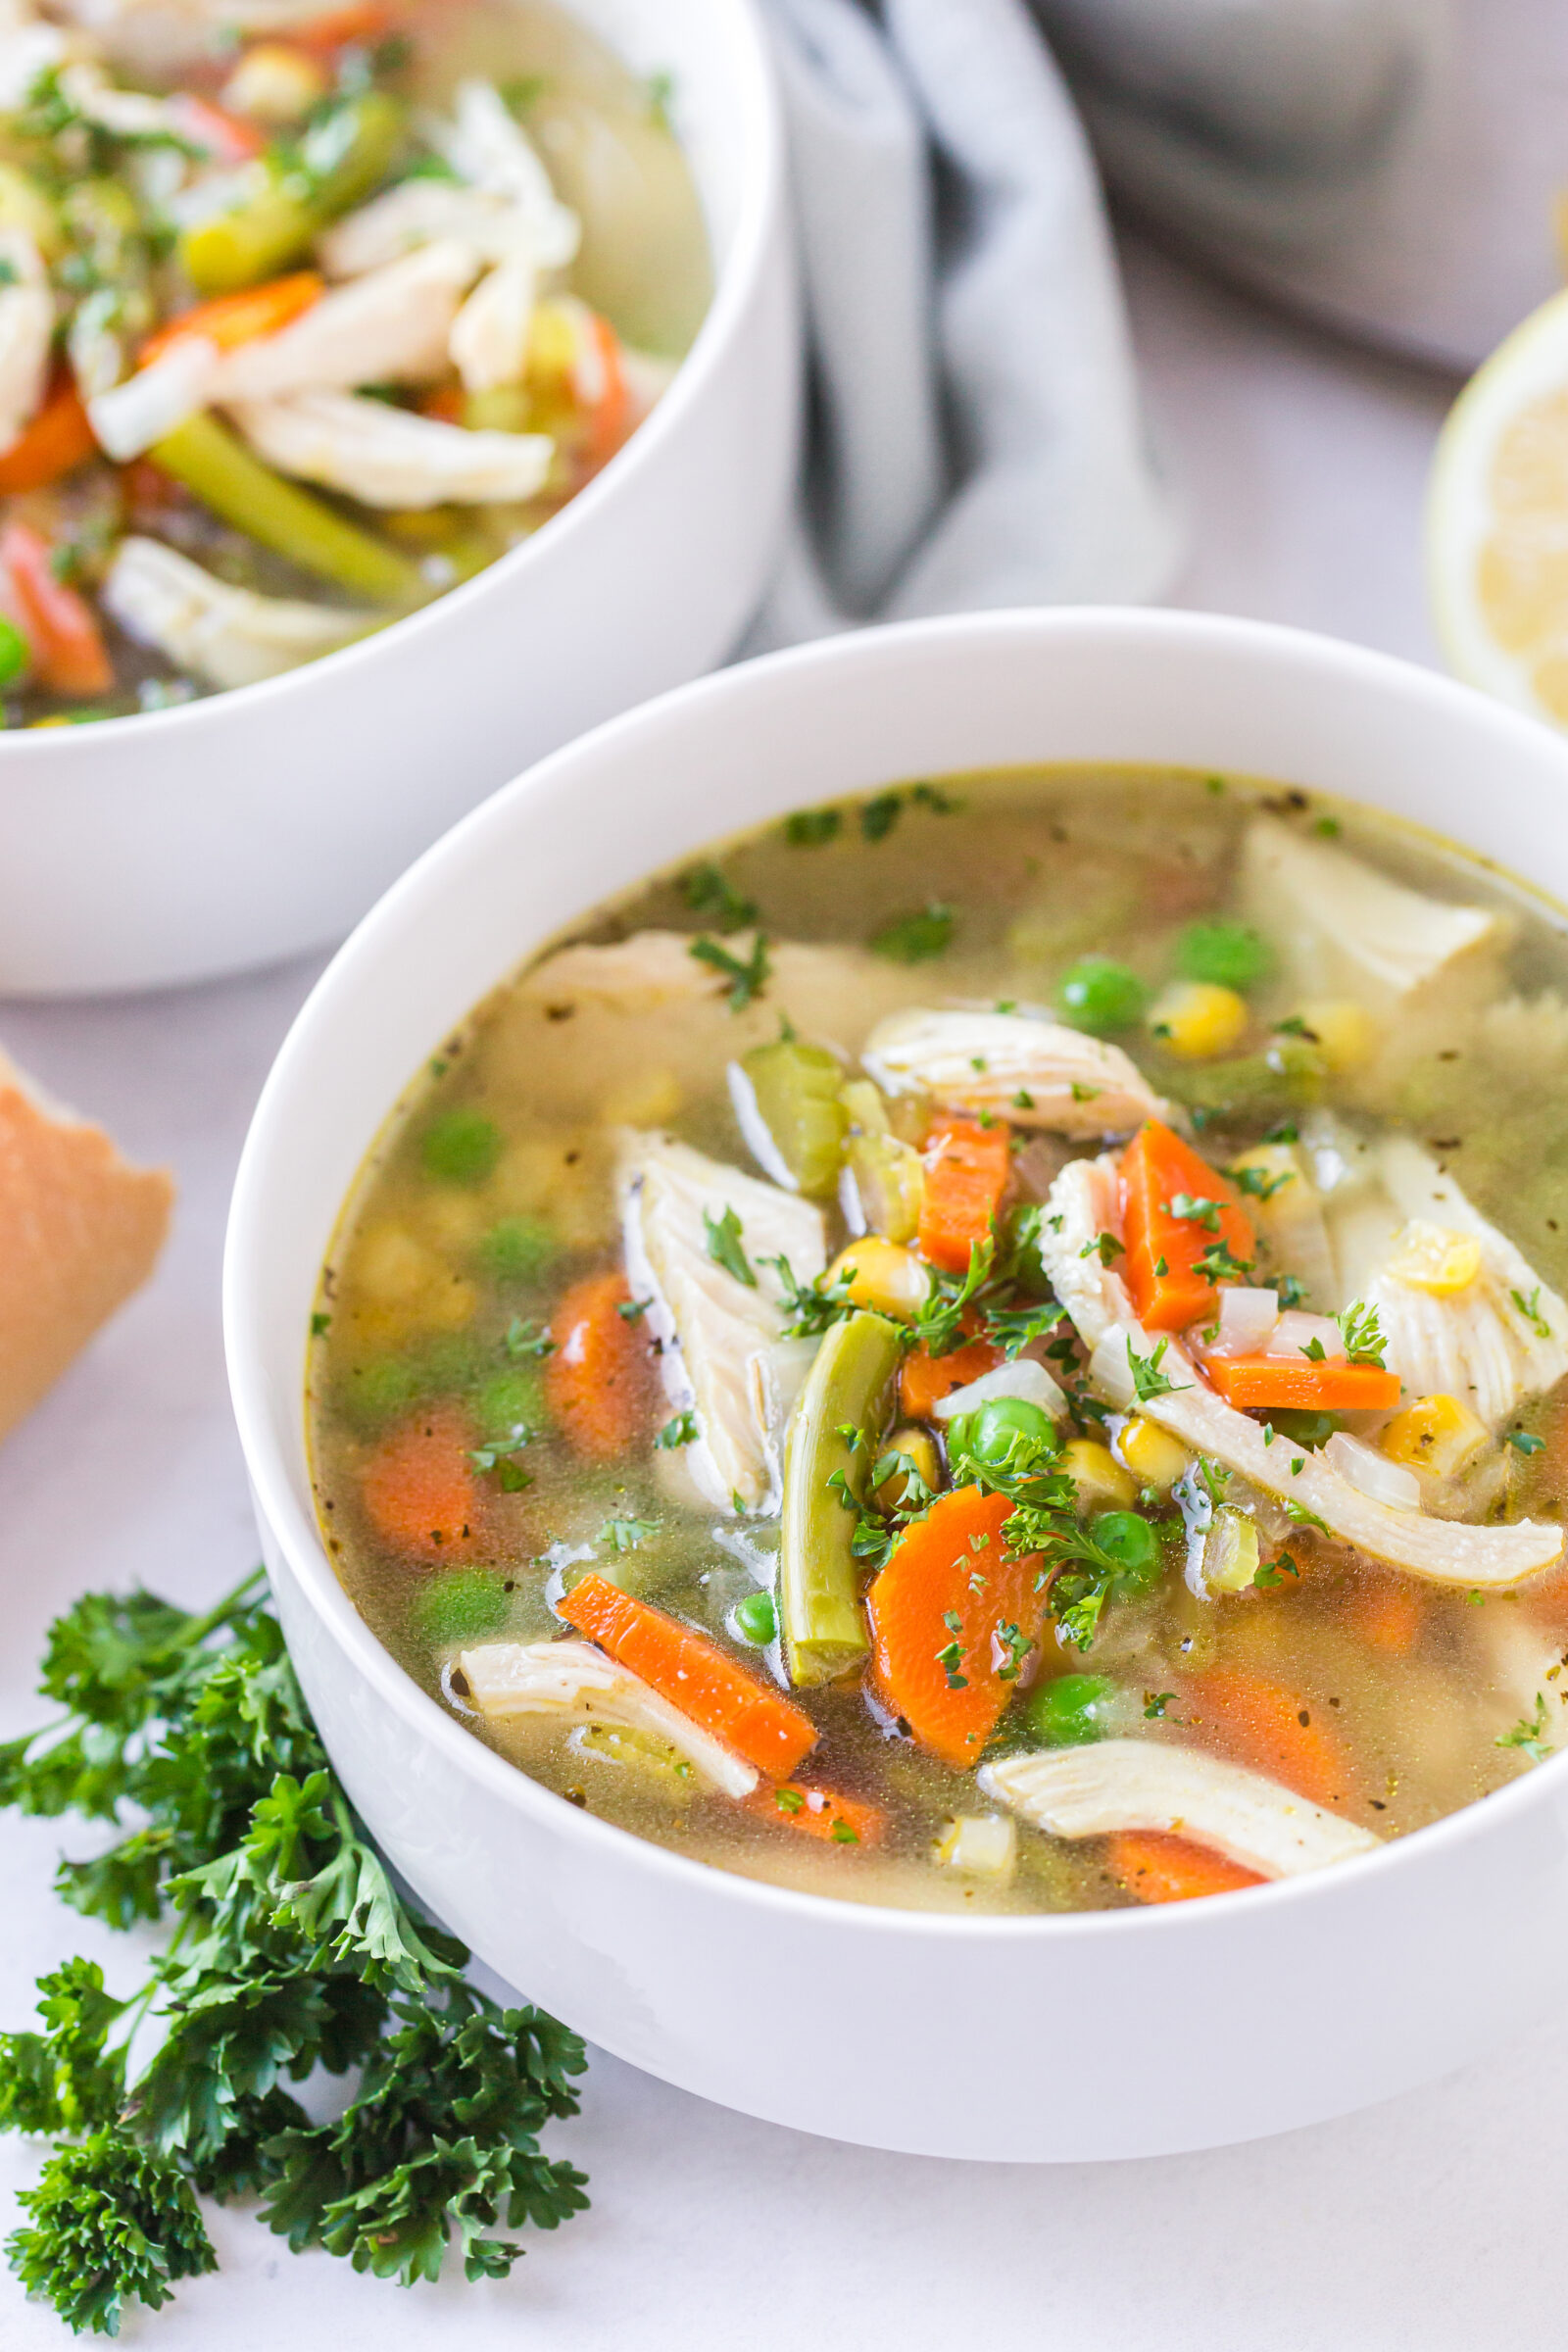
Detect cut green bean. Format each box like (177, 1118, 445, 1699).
(178, 92, 405, 294)
(150, 414, 422, 605)
(779, 1309, 904, 1686)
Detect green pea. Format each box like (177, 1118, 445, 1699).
(732, 1591, 778, 1645)
(1025, 1673, 1116, 1746)
(1055, 955, 1148, 1034)
(414, 1566, 510, 1646)
(1093, 1509, 1163, 1596)
(1266, 1408, 1339, 1450)
(1176, 919, 1275, 993)
(471, 1366, 546, 1436)
(0, 614, 26, 688)
(422, 1107, 502, 1186)
(478, 1213, 559, 1286)
(969, 1397, 1056, 1464)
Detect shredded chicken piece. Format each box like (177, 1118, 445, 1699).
(619, 1131, 826, 1514)
(461, 1637, 759, 1797)
(450, 249, 537, 396)
(1041, 1153, 1563, 1586)
(0, 226, 52, 454)
(88, 335, 219, 462)
(228, 388, 552, 508)
(211, 244, 481, 403)
(981, 1741, 1381, 1879)
(318, 180, 526, 279)
(1482, 1616, 1568, 1758)
(1346, 1141, 1568, 1429)
(102, 536, 376, 690)
(423, 77, 579, 269)
(1241, 815, 1508, 1017)
(861, 1007, 1164, 1135)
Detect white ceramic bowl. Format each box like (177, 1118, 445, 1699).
(0, 0, 795, 1000)
(225, 610, 1568, 2163)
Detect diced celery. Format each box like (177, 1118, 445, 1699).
(779, 1310, 904, 1685)
(179, 92, 404, 294)
(736, 1037, 847, 1199)
(840, 1078, 923, 1239)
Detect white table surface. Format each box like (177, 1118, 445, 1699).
(5, 234, 1562, 2352)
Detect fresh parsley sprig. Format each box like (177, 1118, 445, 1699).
(0, 1574, 589, 2334)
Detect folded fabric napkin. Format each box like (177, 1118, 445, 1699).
(753, 0, 1183, 645)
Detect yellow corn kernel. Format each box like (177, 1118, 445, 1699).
(1148, 981, 1249, 1060)
(1381, 1393, 1489, 1478)
(827, 1238, 932, 1322)
(1060, 1439, 1136, 1513)
(878, 1424, 942, 1511)
(1385, 1220, 1484, 1298)
(1297, 998, 1379, 1074)
(601, 1068, 682, 1126)
(355, 1221, 441, 1306)
(220, 41, 328, 123)
(1118, 1414, 1190, 1490)
(419, 1190, 489, 1252)
(420, 1271, 479, 1330)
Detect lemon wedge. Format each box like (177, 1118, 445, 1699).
(1428, 287, 1568, 725)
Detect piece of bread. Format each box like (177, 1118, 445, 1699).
(0, 1046, 173, 1442)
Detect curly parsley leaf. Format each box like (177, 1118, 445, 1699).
(703, 1204, 757, 1288)
(689, 931, 770, 1010)
(1336, 1299, 1388, 1366)
(1496, 1691, 1553, 1764)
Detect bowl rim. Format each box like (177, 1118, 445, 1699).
(0, 0, 784, 760)
(225, 603, 1568, 1943)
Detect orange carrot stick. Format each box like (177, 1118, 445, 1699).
(361, 1402, 479, 1561)
(917, 1117, 1010, 1277)
(1348, 1581, 1425, 1657)
(1202, 1356, 1401, 1413)
(0, 378, 97, 496)
(139, 271, 324, 367)
(1108, 1830, 1263, 1903)
(745, 1782, 885, 1847)
(1121, 1118, 1255, 1332)
(899, 1332, 1001, 1422)
(0, 522, 113, 697)
(1185, 1664, 1350, 1809)
(579, 311, 630, 472)
(866, 1485, 1045, 1769)
(560, 1573, 817, 1780)
(544, 1269, 659, 1459)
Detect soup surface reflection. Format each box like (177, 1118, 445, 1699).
(310, 769, 1568, 1913)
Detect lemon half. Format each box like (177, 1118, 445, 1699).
(1429, 287, 1568, 726)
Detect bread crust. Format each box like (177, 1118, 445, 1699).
(0, 1056, 173, 1441)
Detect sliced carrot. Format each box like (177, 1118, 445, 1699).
(544, 1269, 659, 1459)
(1203, 1356, 1401, 1413)
(899, 1332, 1001, 1422)
(0, 522, 113, 697)
(1348, 1581, 1425, 1657)
(579, 311, 630, 472)
(291, 3, 393, 50)
(560, 1573, 816, 1780)
(418, 384, 466, 425)
(745, 1782, 885, 1847)
(1120, 1118, 1255, 1333)
(139, 271, 323, 368)
(918, 1118, 1010, 1277)
(0, 378, 97, 496)
(866, 1486, 1045, 1769)
(361, 1402, 479, 1561)
(1185, 1664, 1349, 1809)
(171, 93, 266, 163)
(1108, 1829, 1263, 1903)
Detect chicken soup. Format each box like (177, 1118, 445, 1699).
(0, 0, 708, 721)
(309, 769, 1568, 1913)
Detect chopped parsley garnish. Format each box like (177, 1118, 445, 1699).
(1496, 1692, 1553, 1763)
(1143, 1690, 1175, 1719)
(1253, 1556, 1300, 1591)
(655, 1410, 698, 1449)
(1506, 1430, 1545, 1456)
(860, 791, 903, 842)
(870, 902, 955, 962)
(616, 1295, 651, 1321)
(1273, 1275, 1307, 1310)
(1284, 1500, 1330, 1535)
(1193, 1238, 1254, 1285)
(1013, 1089, 1036, 1109)
(1168, 1192, 1222, 1230)
(912, 1237, 996, 1358)
(310, 1311, 331, 1338)
(468, 1423, 534, 1491)
(689, 931, 770, 1010)
(704, 1204, 757, 1288)
(1126, 1337, 1190, 1402)
(773, 1786, 806, 1813)
(1336, 1299, 1388, 1366)
(936, 1610, 969, 1690)
(679, 861, 758, 928)
(504, 1316, 556, 1359)
(984, 1298, 1067, 1360)
(1234, 1163, 1292, 1201)
(784, 807, 841, 847)
(1069, 1082, 1101, 1103)
(1511, 1286, 1553, 1341)
(1080, 1230, 1125, 1266)
(598, 1515, 660, 1552)
(760, 1253, 859, 1340)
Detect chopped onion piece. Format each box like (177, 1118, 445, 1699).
(934, 1813, 1017, 1880)
(1266, 1309, 1346, 1361)
(1324, 1432, 1422, 1511)
(934, 1358, 1067, 1423)
(1206, 1287, 1280, 1357)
